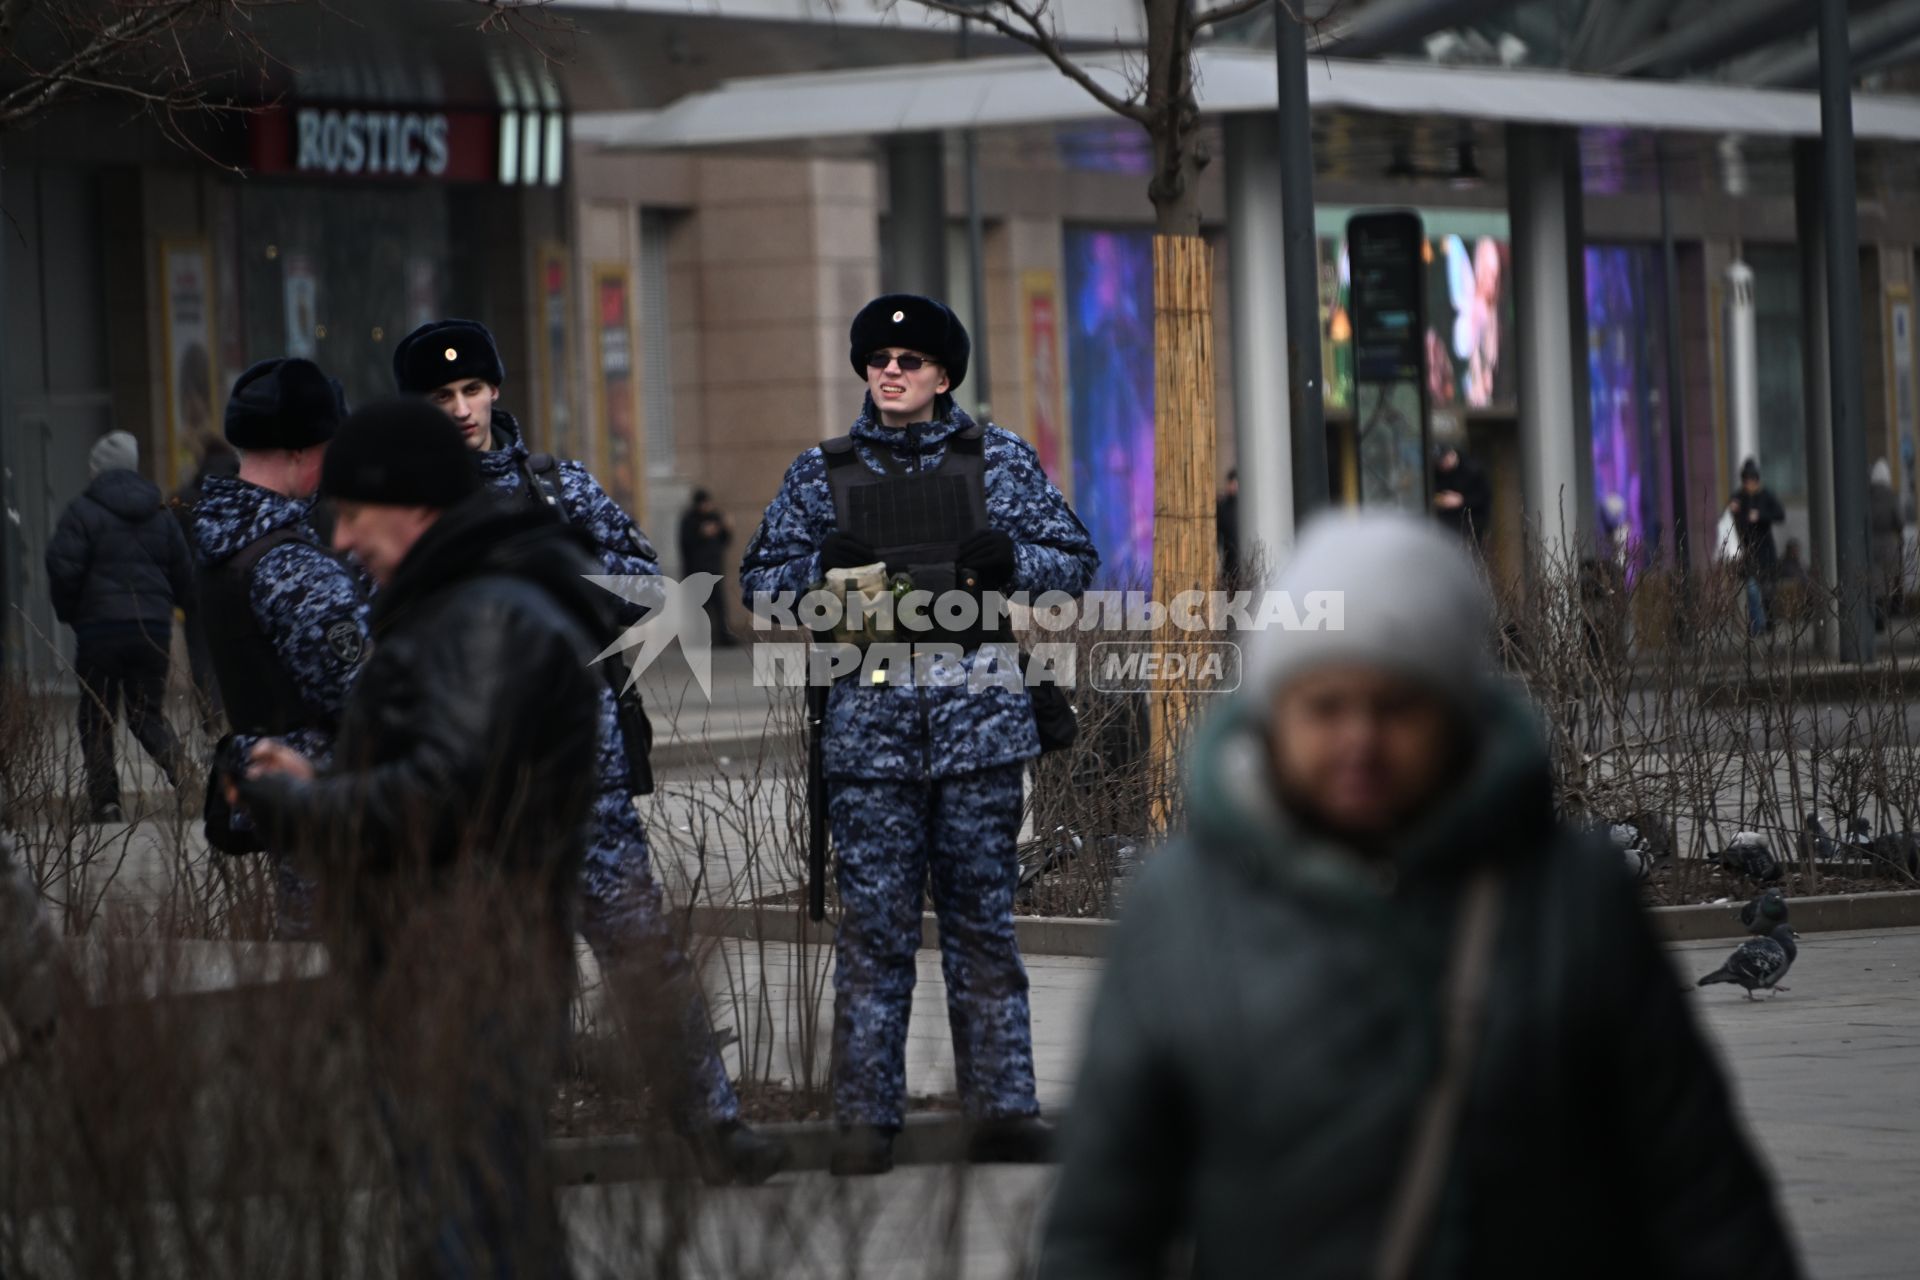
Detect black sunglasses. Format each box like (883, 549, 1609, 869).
(865, 351, 939, 372)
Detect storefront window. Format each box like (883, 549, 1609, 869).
(230, 184, 473, 409)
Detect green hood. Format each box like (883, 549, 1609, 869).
(1181, 679, 1557, 905)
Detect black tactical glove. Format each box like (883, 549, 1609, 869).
(820, 531, 878, 572)
(956, 528, 1017, 590)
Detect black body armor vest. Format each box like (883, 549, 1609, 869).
(822, 425, 1006, 647)
(197, 526, 328, 736)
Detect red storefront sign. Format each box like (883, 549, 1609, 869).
(249, 105, 500, 182)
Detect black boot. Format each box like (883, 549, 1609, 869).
(692, 1120, 789, 1187)
(967, 1115, 1054, 1164)
(829, 1124, 895, 1177)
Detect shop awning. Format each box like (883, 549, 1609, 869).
(573, 47, 1920, 150)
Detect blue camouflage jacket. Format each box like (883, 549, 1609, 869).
(191, 473, 370, 768)
(740, 400, 1099, 781)
(480, 410, 660, 797)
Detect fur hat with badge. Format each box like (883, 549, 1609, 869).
(322, 399, 482, 509)
(849, 294, 970, 391)
(224, 358, 348, 451)
(393, 319, 506, 396)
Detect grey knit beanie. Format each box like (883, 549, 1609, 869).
(1243, 509, 1495, 711)
(89, 431, 138, 477)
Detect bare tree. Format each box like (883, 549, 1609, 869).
(895, 0, 1303, 822)
(0, 0, 571, 140)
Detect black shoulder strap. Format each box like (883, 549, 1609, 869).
(230, 524, 310, 581)
(523, 452, 569, 518)
(821, 435, 858, 467)
(951, 423, 987, 455)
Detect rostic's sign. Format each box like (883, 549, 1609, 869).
(296, 109, 453, 177)
(247, 104, 557, 185)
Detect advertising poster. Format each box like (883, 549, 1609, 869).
(1064, 229, 1155, 582)
(282, 251, 318, 359)
(593, 265, 642, 520)
(536, 244, 577, 462)
(159, 239, 218, 489)
(1020, 269, 1069, 493)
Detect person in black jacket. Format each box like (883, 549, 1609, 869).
(45, 431, 192, 821)
(1729, 457, 1786, 636)
(678, 488, 737, 645)
(1040, 511, 1800, 1280)
(1432, 442, 1492, 550)
(234, 402, 607, 1278)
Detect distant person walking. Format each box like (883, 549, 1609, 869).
(1432, 442, 1490, 550)
(1870, 457, 1902, 628)
(45, 432, 192, 822)
(678, 488, 737, 646)
(1728, 457, 1784, 636)
(1215, 468, 1240, 585)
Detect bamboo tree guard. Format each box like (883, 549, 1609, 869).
(1148, 235, 1219, 832)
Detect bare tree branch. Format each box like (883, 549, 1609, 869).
(895, 0, 1151, 124)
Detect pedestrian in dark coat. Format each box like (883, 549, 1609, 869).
(1728, 457, 1786, 636)
(45, 431, 192, 820)
(1039, 511, 1801, 1280)
(1432, 443, 1491, 549)
(394, 318, 782, 1184)
(679, 488, 737, 645)
(1869, 457, 1902, 625)
(235, 401, 604, 1280)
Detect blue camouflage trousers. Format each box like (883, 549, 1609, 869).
(828, 763, 1039, 1130)
(580, 788, 740, 1129)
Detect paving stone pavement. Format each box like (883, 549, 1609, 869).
(653, 926, 1920, 1280)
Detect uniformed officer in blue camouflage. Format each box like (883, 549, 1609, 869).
(394, 319, 783, 1185)
(740, 294, 1100, 1175)
(191, 357, 367, 939)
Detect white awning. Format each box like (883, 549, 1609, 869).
(573, 48, 1920, 150)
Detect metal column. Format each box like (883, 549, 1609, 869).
(884, 134, 948, 302)
(1275, 12, 1327, 518)
(1224, 114, 1296, 564)
(1796, 139, 1840, 657)
(1507, 124, 1585, 566)
(1819, 0, 1874, 661)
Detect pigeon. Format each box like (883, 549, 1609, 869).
(1800, 813, 1842, 863)
(1698, 922, 1798, 1000)
(1718, 832, 1782, 883)
(1738, 889, 1789, 936)
(1846, 817, 1877, 856)
(1607, 822, 1654, 881)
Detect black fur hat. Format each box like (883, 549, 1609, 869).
(848, 294, 970, 391)
(321, 399, 482, 508)
(223, 358, 347, 451)
(393, 319, 506, 396)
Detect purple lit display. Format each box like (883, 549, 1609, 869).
(1065, 227, 1157, 583)
(1584, 244, 1672, 563)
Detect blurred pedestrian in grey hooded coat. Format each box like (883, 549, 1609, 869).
(1038, 511, 1800, 1280)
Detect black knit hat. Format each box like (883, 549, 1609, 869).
(849, 294, 969, 391)
(224, 358, 347, 450)
(393, 319, 506, 396)
(1740, 457, 1761, 481)
(322, 399, 482, 508)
